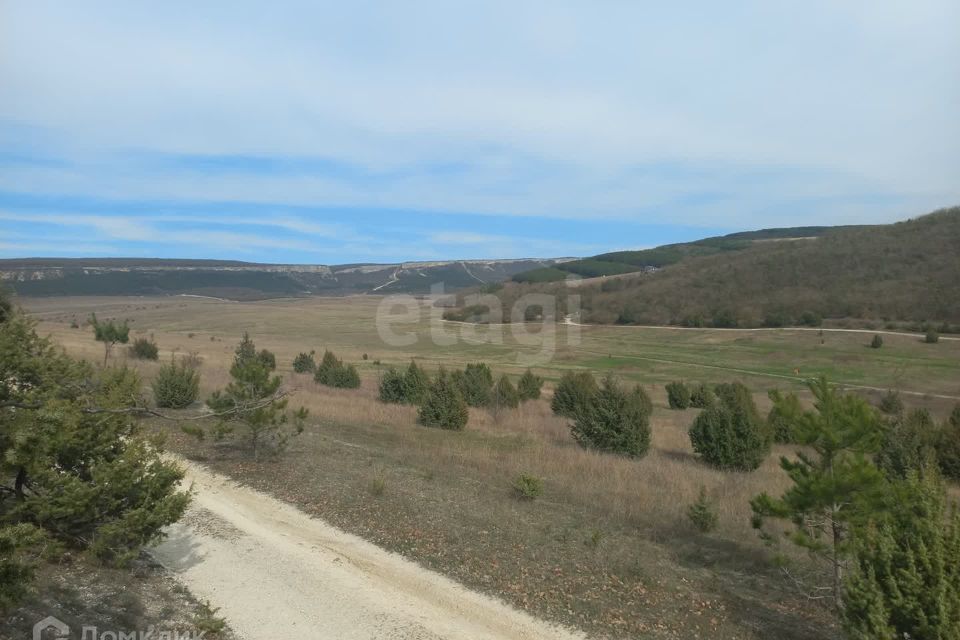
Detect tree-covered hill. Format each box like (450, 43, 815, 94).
(463, 206, 960, 328)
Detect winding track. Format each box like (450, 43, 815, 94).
(151, 460, 584, 640)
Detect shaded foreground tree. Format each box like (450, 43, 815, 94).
(203, 335, 308, 461)
(939, 406, 960, 481)
(751, 377, 887, 609)
(0, 298, 189, 608)
(842, 470, 960, 639)
(571, 375, 652, 458)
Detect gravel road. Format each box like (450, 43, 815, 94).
(151, 460, 584, 640)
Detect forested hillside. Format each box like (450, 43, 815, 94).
(460, 207, 960, 328)
(511, 226, 844, 283)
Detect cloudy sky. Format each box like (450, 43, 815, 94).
(1, 1, 958, 263)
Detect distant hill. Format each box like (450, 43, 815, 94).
(453, 206, 960, 329)
(0, 257, 566, 300)
(510, 226, 847, 283)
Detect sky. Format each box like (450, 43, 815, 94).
(1, 1, 958, 264)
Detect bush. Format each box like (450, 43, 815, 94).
(767, 389, 803, 443)
(689, 383, 714, 408)
(258, 348, 276, 371)
(876, 409, 939, 479)
(687, 487, 718, 533)
(403, 360, 431, 404)
(937, 405, 960, 481)
(870, 334, 883, 349)
(512, 474, 544, 500)
(458, 362, 493, 407)
(418, 369, 469, 430)
(517, 368, 544, 401)
(665, 381, 691, 409)
(551, 371, 598, 418)
(925, 329, 940, 344)
(877, 389, 904, 416)
(571, 375, 652, 458)
(380, 361, 432, 404)
(799, 310, 822, 327)
(491, 374, 519, 411)
(378, 367, 407, 403)
(129, 336, 159, 360)
(152, 359, 201, 408)
(689, 382, 770, 471)
(314, 350, 361, 389)
(292, 351, 316, 373)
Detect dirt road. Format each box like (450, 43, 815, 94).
(151, 460, 584, 640)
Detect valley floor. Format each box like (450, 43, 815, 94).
(19, 294, 959, 639)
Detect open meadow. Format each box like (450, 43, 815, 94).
(21, 294, 960, 639)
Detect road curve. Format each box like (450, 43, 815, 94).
(151, 460, 584, 640)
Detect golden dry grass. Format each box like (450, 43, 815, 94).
(20, 294, 957, 638)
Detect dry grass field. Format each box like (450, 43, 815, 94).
(20, 295, 960, 639)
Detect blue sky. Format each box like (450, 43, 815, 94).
(1, 1, 958, 264)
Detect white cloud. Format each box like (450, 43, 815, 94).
(0, 0, 957, 229)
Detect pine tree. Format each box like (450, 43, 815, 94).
(90, 313, 130, 366)
(517, 368, 544, 401)
(842, 470, 960, 639)
(459, 362, 494, 407)
(292, 351, 316, 374)
(403, 360, 431, 404)
(571, 375, 652, 458)
(877, 389, 904, 416)
(938, 405, 960, 481)
(378, 367, 407, 403)
(551, 371, 597, 418)
(418, 369, 469, 430)
(876, 409, 940, 480)
(489, 374, 520, 421)
(1, 301, 189, 582)
(689, 382, 770, 471)
(234, 331, 258, 365)
(751, 377, 887, 609)
(767, 389, 803, 443)
(152, 357, 201, 408)
(314, 350, 361, 389)
(207, 335, 308, 460)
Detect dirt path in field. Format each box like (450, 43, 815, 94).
(151, 460, 584, 640)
